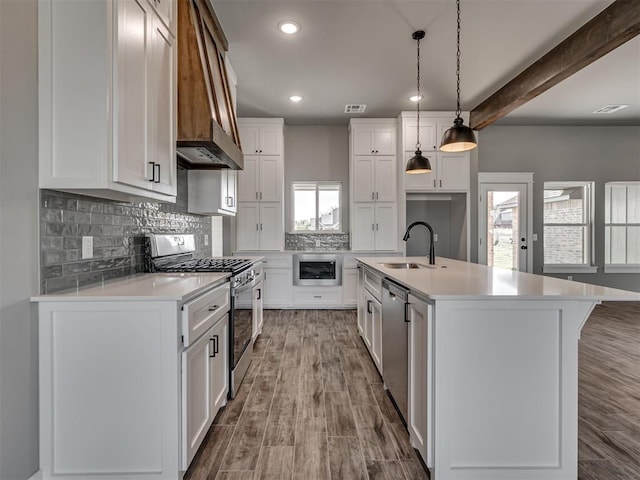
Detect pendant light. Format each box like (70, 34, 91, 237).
(405, 30, 432, 174)
(440, 0, 477, 153)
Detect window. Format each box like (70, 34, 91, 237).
(604, 182, 640, 272)
(292, 182, 341, 232)
(543, 182, 596, 273)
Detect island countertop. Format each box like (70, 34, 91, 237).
(357, 256, 640, 301)
(31, 272, 230, 302)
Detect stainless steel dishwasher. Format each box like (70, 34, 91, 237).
(381, 278, 410, 423)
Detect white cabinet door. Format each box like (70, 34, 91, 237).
(114, 0, 152, 191)
(237, 155, 259, 201)
(259, 203, 283, 250)
(404, 120, 438, 152)
(356, 267, 365, 336)
(259, 156, 283, 202)
(263, 268, 293, 307)
(258, 125, 283, 155)
(407, 295, 433, 467)
(253, 278, 264, 338)
(148, 15, 176, 196)
(373, 127, 396, 155)
(148, 0, 174, 34)
(236, 203, 261, 251)
(239, 125, 260, 154)
(342, 268, 358, 306)
(226, 170, 237, 213)
(374, 203, 398, 251)
(352, 128, 376, 155)
(370, 294, 383, 373)
(210, 318, 228, 414)
(363, 288, 377, 351)
(404, 156, 437, 192)
(352, 157, 375, 202)
(351, 203, 375, 251)
(438, 152, 470, 191)
(181, 327, 214, 469)
(374, 156, 397, 202)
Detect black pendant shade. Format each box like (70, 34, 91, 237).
(406, 149, 431, 174)
(440, 116, 477, 152)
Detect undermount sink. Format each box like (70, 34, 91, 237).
(380, 262, 446, 270)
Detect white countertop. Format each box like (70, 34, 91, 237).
(357, 257, 640, 301)
(31, 273, 230, 302)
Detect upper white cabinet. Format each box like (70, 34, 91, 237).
(352, 125, 396, 155)
(399, 112, 471, 193)
(187, 169, 237, 216)
(350, 119, 398, 252)
(236, 118, 284, 251)
(39, 0, 177, 203)
(239, 122, 283, 156)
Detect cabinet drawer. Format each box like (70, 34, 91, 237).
(293, 287, 341, 306)
(182, 283, 229, 347)
(363, 267, 382, 300)
(262, 255, 291, 268)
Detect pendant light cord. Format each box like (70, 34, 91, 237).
(455, 0, 462, 118)
(416, 34, 421, 149)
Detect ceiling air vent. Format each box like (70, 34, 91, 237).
(344, 104, 367, 114)
(593, 104, 629, 114)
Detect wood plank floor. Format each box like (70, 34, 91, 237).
(184, 310, 428, 480)
(185, 302, 640, 480)
(578, 301, 640, 480)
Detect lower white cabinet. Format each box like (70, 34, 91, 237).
(407, 294, 433, 468)
(181, 316, 228, 469)
(342, 267, 358, 306)
(34, 279, 230, 480)
(363, 287, 383, 373)
(293, 286, 342, 306)
(253, 275, 264, 338)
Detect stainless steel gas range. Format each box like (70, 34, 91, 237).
(146, 233, 259, 398)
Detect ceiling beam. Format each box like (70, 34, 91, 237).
(470, 0, 640, 130)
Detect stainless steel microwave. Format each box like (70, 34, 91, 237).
(293, 254, 343, 286)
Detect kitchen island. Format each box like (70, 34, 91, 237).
(356, 256, 640, 480)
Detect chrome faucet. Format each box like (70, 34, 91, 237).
(403, 221, 436, 265)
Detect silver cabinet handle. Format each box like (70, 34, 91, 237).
(260, 192, 263, 200)
(439, 179, 442, 187)
(433, 179, 436, 187)
(256, 223, 259, 231)
(371, 192, 375, 200)
(256, 191, 259, 200)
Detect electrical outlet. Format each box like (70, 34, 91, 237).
(82, 236, 93, 259)
(567, 275, 573, 281)
(433, 233, 438, 242)
(204, 235, 209, 246)
(315, 240, 321, 247)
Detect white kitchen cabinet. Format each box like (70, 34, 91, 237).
(264, 269, 293, 308)
(148, 0, 174, 34)
(237, 155, 283, 202)
(407, 294, 433, 468)
(236, 202, 283, 251)
(363, 287, 383, 373)
(357, 267, 366, 335)
(351, 203, 398, 251)
(253, 273, 264, 339)
(293, 286, 342, 306)
(188, 170, 237, 216)
(39, 0, 177, 203)
(403, 119, 438, 152)
(404, 152, 470, 192)
(34, 277, 230, 480)
(238, 122, 283, 156)
(352, 156, 397, 202)
(342, 267, 358, 306)
(352, 125, 396, 155)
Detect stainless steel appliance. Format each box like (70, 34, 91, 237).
(381, 278, 410, 423)
(146, 233, 256, 398)
(293, 253, 342, 286)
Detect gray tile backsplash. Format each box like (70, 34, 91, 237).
(40, 169, 211, 293)
(285, 232, 350, 251)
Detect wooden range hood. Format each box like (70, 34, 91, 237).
(177, 0, 244, 170)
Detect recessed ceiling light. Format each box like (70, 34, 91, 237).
(289, 95, 303, 103)
(409, 95, 423, 102)
(278, 21, 300, 35)
(593, 104, 629, 114)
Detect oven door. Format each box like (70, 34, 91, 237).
(293, 254, 343, 286)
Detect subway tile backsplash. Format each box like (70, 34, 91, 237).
(285, 232, 350, 251)
(40, 169, 211, 293)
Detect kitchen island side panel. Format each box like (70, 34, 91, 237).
(433, 299, 595, 480)
(38, 300, 180, 480)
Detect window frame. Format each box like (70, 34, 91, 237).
(291, 181, 342, 233)
(604, 181, 640, 273)
(542, 181, 597, 274)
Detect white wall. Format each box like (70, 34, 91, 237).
(0, 0, 40, 478)
(476, 125, 640, 291)
(283, 125, 349, 232)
